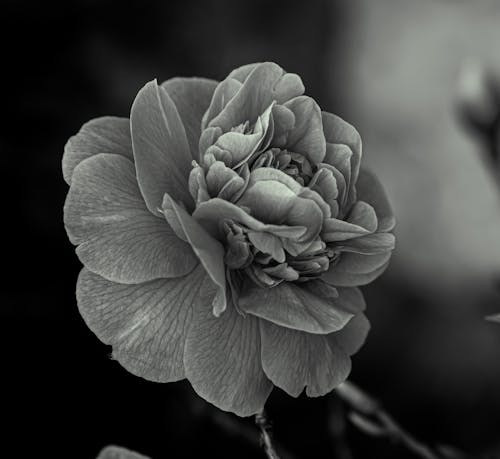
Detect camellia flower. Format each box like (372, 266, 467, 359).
(63, 62, 395, 416)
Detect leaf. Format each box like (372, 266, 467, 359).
(64, 154, 196, 283)
(96, 445, 150, 459)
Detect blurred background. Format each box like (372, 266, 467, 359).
(4, 0, 500, 457)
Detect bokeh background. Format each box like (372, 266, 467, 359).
(4, 0, 500, 457)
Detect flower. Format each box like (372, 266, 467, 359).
(63, 62, 395, 416)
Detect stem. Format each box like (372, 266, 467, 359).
(255, 410, 281, 459)
(336, 381, 465, 459)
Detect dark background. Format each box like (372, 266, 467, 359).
(4, 0, 500, 458)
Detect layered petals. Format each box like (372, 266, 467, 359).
(238, 280, 357, 334)
(161, 77, 218, 162)
(162, 194, 227, 316)
(64, 154, 196, 283)
(184, 298, 272, 416)
(260, 320, 351, 397)
(77, 264, 213, 382)
(62, 116, 133, 185)
(356, 168, 396, 232)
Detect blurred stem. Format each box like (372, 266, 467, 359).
(255, 410, 281, 459)
(336, 381, 465, 459)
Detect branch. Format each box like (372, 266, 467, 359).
(255, 410, 281, 459)
(336, 381, 466, 459)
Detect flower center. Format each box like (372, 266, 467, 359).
(251, 148, 314, 186)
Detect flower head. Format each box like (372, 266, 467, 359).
(63, 62, 395, 416)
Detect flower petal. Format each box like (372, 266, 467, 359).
(162, 194, 227, 316)
(201, 77, 242, 131)
(329, 313, 370, 355)
(161, 77, 218, 162)
(64, 154, 196, 283)
(322, 111, 362, 207)
(131, 80, 193, 215)
(238, 167, 324, 242)
(260, 320, 351, 397)
(228, 63, 305, 103)
(347, 201, 378, 233)
(340, 233, 396, 255)
(323, 252, 391, 286)
(193, 198, 307, 241)
(209, 63, 292, 130)
(283, 96, 326, 164)
(356, 168, 396, 232)
(184, 301, 272, 417)
(62, 116, 133, 185)
(239, 280, 354, 334)
(77, 265, 213, 383)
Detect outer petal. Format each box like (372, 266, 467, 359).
(323, 252, 391, 287)
(283, 96, 326, 164)
(131, 80, 193, 215)
(62, 116, 133, 185)
(356, 168, 396, 232)
(329, 313, 370, 356)
(208, 63, 292, 130)
(162, 194, 227, 316)
(228, 63, 305, 103)
(260, 320, 351, 397)
(161, 77, 218, 162)
(77, 265, 213, 383)
(322, 111, 362, 205)
(184, 301, 272, 417)
(64, 154, 196, 283)
(238, 280, 355, 334)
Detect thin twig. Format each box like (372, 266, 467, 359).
(336, 381, 466, 459)
(255, 410, 281, 459)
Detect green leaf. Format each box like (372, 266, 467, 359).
(64, 154, 196, 283)
(184, 302, 272, 417)
(62, 116, 133, 185)
(161, 77, 218, 162)
(260, 320, 351, 397)
(238, 280, 355, 334)
(77, 265, 214, 383)
(162, 194, 227, 316)
(131, 79, 193, 215)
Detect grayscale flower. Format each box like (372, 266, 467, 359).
(63, 62, 395, 416)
